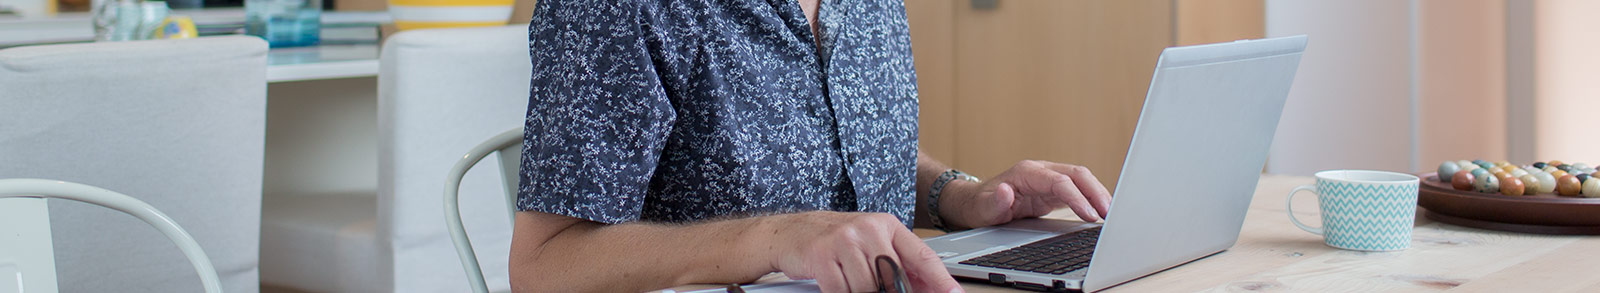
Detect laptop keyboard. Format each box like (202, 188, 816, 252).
(957, 227, 1101, 275)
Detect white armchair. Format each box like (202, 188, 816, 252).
(0, 36, 267, 293)
(259, 25, 530, 292)
(379, 25, 531, 293)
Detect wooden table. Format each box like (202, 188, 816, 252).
(679, 174, 1600, 292)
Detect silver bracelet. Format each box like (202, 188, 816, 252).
(929, 169, 979, 231)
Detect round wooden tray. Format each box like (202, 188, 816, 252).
(1418, 172, 1600, 235)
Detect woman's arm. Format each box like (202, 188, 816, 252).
(914, 151, 1113, 230)
(509, 210, 962, 292)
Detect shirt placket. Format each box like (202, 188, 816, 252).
(815, 0, 868, 203)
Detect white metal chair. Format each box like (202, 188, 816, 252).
(0, 179, 222, 293)
(443, 128, 523, 293)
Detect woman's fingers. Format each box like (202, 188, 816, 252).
(814, 258, 848, 293)
(838, 243, 877, 292)
(891, 228, 962, 293)
(1048, 174, 1100, 222)
(1046, 163, 1113, 219)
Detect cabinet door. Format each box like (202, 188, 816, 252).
(951, 0, 1172, 190)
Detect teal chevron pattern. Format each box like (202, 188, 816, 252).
(1316, 179, 1419, 251)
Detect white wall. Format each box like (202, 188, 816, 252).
(1265, 0, 1521, 175)
(1265, 0, 1417, 175)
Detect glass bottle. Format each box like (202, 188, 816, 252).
(245, 0, 320, 47)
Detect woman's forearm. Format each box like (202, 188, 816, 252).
(508, 212, 778, 292)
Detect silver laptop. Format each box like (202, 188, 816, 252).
(923, 35, 1308, 292)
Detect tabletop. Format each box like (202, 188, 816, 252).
(677, 174, 1600, 292)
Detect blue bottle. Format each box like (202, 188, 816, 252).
(245, 0, 320, 47)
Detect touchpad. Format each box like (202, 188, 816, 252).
(955, 228, 1052, 246)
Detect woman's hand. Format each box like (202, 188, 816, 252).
(767, 211, 963, 293)
(942, 160, 1113, 229)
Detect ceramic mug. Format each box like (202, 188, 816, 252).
(1286, 170, 1420, 251)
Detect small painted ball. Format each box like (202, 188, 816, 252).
(1510, 168, 1529, 177)
(1573, 163, 1592, 170)
(1533, 162, 1548, 169)
(1519, 174, 1541, 195)
(1456, 160, 1475, 169)
(1556, 175, 1583, 196)
(1452, 171, 1476, 191)
(1500, 177, 1525, 196)
(1558, 164, 1573, 172)
(1577, 173, 1590, 184)
(1584, 179, 1600, 198)
(1551, 170, 1569, 180)
(1476, 161, 1497, 170)
(1496, 161, 1512, 167)
(1499, 165, 1520, 173)
(1494, 172, 1515, 184)
(1535, 172, 1559, 194)
(1550, 160, 1566, 167)
(1475, 174, 1501, 193)
(1473, 159, 1490, 166)
(1438, 161, 1461, 182)
(1471, 168, 1491, 179)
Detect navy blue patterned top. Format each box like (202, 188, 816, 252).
(516, 0, 919, 227)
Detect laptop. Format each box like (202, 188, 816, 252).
(923, 35, 1308, 292)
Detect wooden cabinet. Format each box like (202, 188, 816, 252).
(909, 0, 1264, 189)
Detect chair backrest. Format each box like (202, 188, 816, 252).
(378, 25, 531, 293)
(0, 179, 222, 293)
(443, 128, 523, 293)
(0, 36, 267, 293)
(0, 195, 54, 293)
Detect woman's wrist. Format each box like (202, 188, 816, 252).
(937, 179, 978, 230)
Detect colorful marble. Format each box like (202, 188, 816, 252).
(1573, 163, 1591, 170)
(1476, 161, 1497, 170)
(1496, 161, 1513, 167)
(1438, 161, 1461, 182)
(1501, 177, 1525, 196)
(1556, 175, 1582, 196)
(1475, 174, 1501, 193)
(1549, 160, 1566, 167)
(1543, 166, 1560, 173)
(1535, 171, 1558, 194)
(1519, 174, 1541, 195)
(1585, 179, 1600, 198)
(1577, 173, 1590, 184)
(1494, 172, 1515, 184)
(1452, 171, 1476, 191)
(1551, 170, 1569, 180)
(1471, 168, 1491, 179)
(1510, 168, 1529, 177)
(1533, 162, 1548, 169)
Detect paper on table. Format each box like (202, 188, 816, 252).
(671, 280, 820, 293)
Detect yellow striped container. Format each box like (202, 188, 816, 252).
(386, 0, 515, 31)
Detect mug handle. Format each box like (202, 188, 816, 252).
(1286, 185, 1323, 235)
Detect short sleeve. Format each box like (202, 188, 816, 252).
(515, 0, 674, 224)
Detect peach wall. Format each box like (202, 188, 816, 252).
(1418, 0, 1508, 166)
(1533, 0, 1600, 165)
